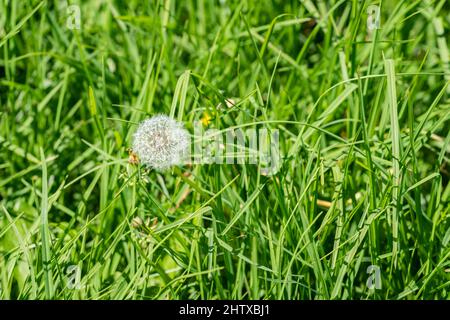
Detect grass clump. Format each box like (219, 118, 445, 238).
(0, 0, 449, 299)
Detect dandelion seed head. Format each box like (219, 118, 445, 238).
(132, 115, 190, 170)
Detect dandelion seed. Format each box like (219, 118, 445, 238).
(132, 115, 190, 170)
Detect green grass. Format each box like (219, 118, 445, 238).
(0, 0, 449, 300)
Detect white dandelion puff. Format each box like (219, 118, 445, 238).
(132, 115, 190, 170)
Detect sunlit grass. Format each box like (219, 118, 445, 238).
(0, 0, 449, 300)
